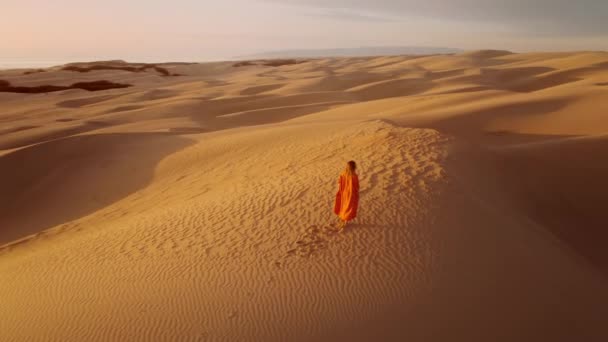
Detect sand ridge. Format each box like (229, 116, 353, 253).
(1, 51, 608, 341)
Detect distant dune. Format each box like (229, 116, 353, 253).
(1, 50, 608, 341)
(240, 46, 463, 59)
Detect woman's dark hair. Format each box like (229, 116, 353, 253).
(347, 160, 357, 172)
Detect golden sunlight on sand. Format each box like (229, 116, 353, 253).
(1, 51, 608, 341)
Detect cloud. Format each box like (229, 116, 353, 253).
(270, 0, 608, 36)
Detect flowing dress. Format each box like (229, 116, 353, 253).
(333, 171, 359, 221)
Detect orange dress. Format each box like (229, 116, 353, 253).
(333, 171, 359, 221)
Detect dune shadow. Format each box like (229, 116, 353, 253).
(393, 112, 608, 275)
(0, 125, 39, 135)
(428, 68, 466, 80)
(449, 66, 582, 93)
(482, 130, 580, 146)
(182, 92, 351, 131)
(420, 97, 572, 144)
(168, 127, 208, 134)
(0, 132, 192, 247)
(104, 105, 144, 113)
(213, 102, 344, 129)
(56, 94, 123, 108)
(239, 84, 284, 96)
(0, 120, 113, 150)
(491, 135, 608, 276)
(432, 85, 493, 95)
(449, 129, 608, 276)
(351, 77, 435, 101)
(456, 62, 608, 93)
(137, 89, 180, 101)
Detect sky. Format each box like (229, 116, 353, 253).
(2, 0, 607, 63)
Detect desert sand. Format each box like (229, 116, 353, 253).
(1, 51, 608, 341)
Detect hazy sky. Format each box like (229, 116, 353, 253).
(2, 0, 607, 62)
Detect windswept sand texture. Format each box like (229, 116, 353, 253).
(1, 51, 608, 341)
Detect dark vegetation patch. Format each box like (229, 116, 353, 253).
(61, 61, 185, 76)
(23, 69, 47, 75)
(0, 80, 131, 94)
(233, 59, 304, 67)
(0, 125, 39, 134)
(156, 62, 198, 66)
(262, 59, 302, 67)
(233, 61, 256, 67)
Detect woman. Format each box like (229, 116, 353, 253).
(333, 160, 359, 231)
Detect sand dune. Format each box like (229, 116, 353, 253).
(1, 51, 608, 341)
